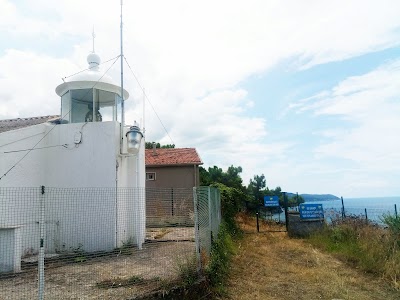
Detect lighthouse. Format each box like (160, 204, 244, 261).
(0, 50, 146, 257)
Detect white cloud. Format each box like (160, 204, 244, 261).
(1, 0, 400, 196)
(289, 60, 400, 196)
(0, 49, 79, 119)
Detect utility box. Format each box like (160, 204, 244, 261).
(0, 226, 22, 273)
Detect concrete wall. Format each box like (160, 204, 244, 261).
(145, 165, 199, 189)
(43, 122, 117, 187)
(0, 124, 47, 187)
(0, 121, 146, 258)
(116, 126, 146, 248)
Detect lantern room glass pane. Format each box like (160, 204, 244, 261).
(71, 89, 93, 123)
(61, 88, 121, 124)
(61, 91, 70, 123)
(96, 89, 117, 122)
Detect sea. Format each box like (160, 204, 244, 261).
(264, 196, 399, 225)
(309, 196, 399, 224)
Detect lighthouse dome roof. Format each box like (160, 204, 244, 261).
(55, 52, 129, 100)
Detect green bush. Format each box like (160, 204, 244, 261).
(382, 214, 400, 237)
(205, 222, 236, 294)
(211, 183, 244, 236)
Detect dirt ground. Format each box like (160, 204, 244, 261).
(222, 214, 400, 300)
(0, 227, 195, 300)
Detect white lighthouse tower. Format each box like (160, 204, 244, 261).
(0, 49, 146, 260)
(53, 48, 146, 250)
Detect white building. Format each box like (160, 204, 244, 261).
(0, 51, 146, 272)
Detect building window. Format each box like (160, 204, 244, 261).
(146, 172, 156, 181)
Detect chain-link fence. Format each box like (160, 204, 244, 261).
(193, 187, 221, 270)
(0, 186, 221, 299)
(258, 195, 399, 227)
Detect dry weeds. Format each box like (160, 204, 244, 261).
(222, 213, 399, 300)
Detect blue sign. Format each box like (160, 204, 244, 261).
(299, 204, 324, 220)
(264, 195, 279, 207)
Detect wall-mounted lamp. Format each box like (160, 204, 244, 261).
(126, 124, 143, 154)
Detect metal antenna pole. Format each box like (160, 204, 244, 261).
(120, 0, 125, 128)
(92, 26, 96, 53)
(143, 88, 146, 137)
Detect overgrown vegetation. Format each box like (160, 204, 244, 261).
(308, 214, 400, 289)
(224, 214, 400, 300)
(200, 165, 303, 214)
(205, 222, 237, 295)
(175, 255, 198, 288)
(203, 182, 243, 296)
(211, 182, 244, 235)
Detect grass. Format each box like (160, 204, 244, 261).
(221, 212, 399, 300)
(175, 254, 198, 287)
(96, 275, 145, 289)
(308, 214, 400, 289)
(205, 222, 237, 296)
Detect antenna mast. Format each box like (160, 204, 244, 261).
(92, 26, 96, 53)
(143, 88, 146, 137)
(120, 0, 125, 127)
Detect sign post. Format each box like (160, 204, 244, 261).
(264, 195, 279, 207)
(299, 204, 324, 220)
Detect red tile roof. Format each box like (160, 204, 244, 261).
(0, 115, 60, 133)
(145, 148, 203, 166)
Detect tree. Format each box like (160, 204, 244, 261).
(288, 194, 305, 207)
(247, 174, 266, 205)
(225, 166, 244, 190)
(199, 165, 245, 191)
(145, 142, 175, 149)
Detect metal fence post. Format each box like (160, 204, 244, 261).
(395, 204, 398, 219)
(208, 187, 213, 243)
(171, 188, 174, 216)
(341, 196, 346, 219)
(193, 187, 201, 272)
(365, 208, 368, 223)
(283, 192, 289, 231)
(214, 188, 219, 233)
(256, 211, 259, 232)
(38, 186, 46, 300)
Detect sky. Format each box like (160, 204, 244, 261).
(1, 0, 400, 197)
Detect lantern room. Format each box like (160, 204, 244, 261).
(55, 52, 129, 124)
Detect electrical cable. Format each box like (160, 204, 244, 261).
(123, 56, 175, 145)
(0, 56, 120, 181)
(3, 144, 68, 153)
(0, 132, 45, 149)
(62, 55, 120, 81)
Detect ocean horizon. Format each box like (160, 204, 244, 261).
(306, 196, 400, 224)
(264, 196, 400, 224)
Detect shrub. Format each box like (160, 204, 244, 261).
(309, 214, 400, 289)
(205, 222, 236, 295)
(381, 214, 400, 288)
(211, 183, 244, 236)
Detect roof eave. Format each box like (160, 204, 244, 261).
(146, 162, 203, 168)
